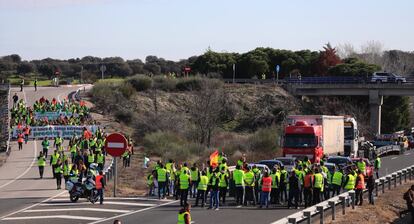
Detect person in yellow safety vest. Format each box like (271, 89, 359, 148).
(147, 173, 154, 196)
(63, 160, 71, 183)
(190, 164, 199, 198)
(177, 203, 191, 224)
(87, 151, 95, 167)
(280, 166, 288, 203)
(69, 143, 77, 163)
(233, 165, 245, 206)
(157, 164, 168, 200)
(54, 135, 63, 150)
(166, 159, 175, 196)
(357, 158, 366, 175)
(219, 158, 228, 173)
(218, 167, 229, 205)
(374, 155, 381, 179)
(37, 152, 46, 179)
(55, 159, 63, 190)
(208, 168, 221, 210)
(294, 166, 305, 204)
(320, 161, 330, 200)
(252, 165, 261, 204)
(174, 169, 181, 200)
(69, 164, 79, 183)
(343, 170, 356, 191)
(302, 157, 311, 169)
(243, 166, 256, 206)
(313, 168, 324, 205)
(195, 171, 208, 207)
(179, 170, 191, 207)
(181, 163, 190, 175)
(50, 150, 60, 178)
(237, 156, 245, 168)
(270, 167, 280, 204)
(122, 150, 130, 168)
(96, 151, 105, 171)
(330, 166, 343, 197)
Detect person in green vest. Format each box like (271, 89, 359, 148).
(331, 166, 343, 197)
(69, 143, 77, 163)
(189, 164, 199, 198)
(37, 152, 46, 179)
(313, 168, 324, 204)
(55, 159, 63, 190)
(63, 160, 70, 183)
(177, 203, 191, 224)
(147, 173, 154, 196)
(219, 166, 229, 205)
(252, 165, 261, 204)
(233, 165, 245, 206)
(294, 165, 305, 204)
(356, 158, 366, 176)
(280, 166, 288, 203)
(54, 135, 63, 151)
(374, 155, 381, 179)
(195, 171, 208, 207)
(244, 166, 256, 206)
(41, 138, 50, 158)
(320, 161, 330, 200)
(179, 170, 191, 206)
(166, 160, 175, 196)
(208, 168, 221, 210)
(219, 158, 228, 173)
(50, 150, 60, 178)
(122, 150, 130, 168)
(87, 151, 95, 168)
(157, 164, 168, 200)
(343, 169, 356, 191)
(270, 167, 280, 205)
(96, 151, 105, 171)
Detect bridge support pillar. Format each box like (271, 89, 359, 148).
(369, 90, 383, 136)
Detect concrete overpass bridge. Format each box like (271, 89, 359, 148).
(285, 83, 414, 135)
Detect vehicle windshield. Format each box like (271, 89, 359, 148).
(327, 158, 349, 165)
(344, 127, 354, 140)
(284, 134, 316, 148)
(277, 159, 294, 165)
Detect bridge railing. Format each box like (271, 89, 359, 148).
(375, 144, 402, 157)
(272, 164, 414, 224)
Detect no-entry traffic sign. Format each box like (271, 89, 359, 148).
(105, 133, 128, 157)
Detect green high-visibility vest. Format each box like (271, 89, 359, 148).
(210, 173, 220, 186)
(314, 173, 324, 191)
(63, 164, 70, 176)
(88, 154, 95, 163)
(244, 171, 255, 187)
(374, 157, 381, 169)
(38, 156, 46, 167)
(332, 171, 343, 186)
(70, 144, 77, 153)
(97, 154, 104, 164)
(281, 170, 288, 183)
(357, 161, 366, 173)
(177, 211, 190, 224)
(157, 168, 167, 182)
(218, 173, 228, 188)
(179, 173, 189, 190)
(51, 154, 60, 165)
(271, 172, 280, 188)
(198, 175, 208, 190)
(54, 165, 63, 174)
(190, 169, 199, 181)
(233, 169, 245, 187)
(344, 174, 356, 190)
(42, 140, 49, 149)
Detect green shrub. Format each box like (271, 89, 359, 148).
(248, 127, 281, 154)
(119, 82, 135, 99)
(153, 76, 177, 91)
(114, 108, 134, 123)
(127, 74, 152, 91)
(176, 77, 203, 91)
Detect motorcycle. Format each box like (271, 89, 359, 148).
(67, 176, 99, 204)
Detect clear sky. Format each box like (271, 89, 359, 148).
(0, 0, 413, 61)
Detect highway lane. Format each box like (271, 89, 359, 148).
(0, 86, 82, 218)
(92, 150, 414, 224)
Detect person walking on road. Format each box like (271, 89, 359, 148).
(34, 79, 38, 91)
(303, 169, 314, 208)
(177, 203, 191, 224)
(41, 138, 50, 158)
(157, 164, 168, 200)
(331, 166, 343, 197)
(219, 167, 229, 205)
(280, 166, 288, 203)
(208, 168, 220, 210)
(12, 93, 18, 107)
(23, 125, 30, 144)
(288, 170, 300, 209)
(233, 165, 245, 206)
(95, 171, 106, 205)
(37, 152, 46, 178)
(195, 171, 208, 207)
(55, 159, 63, 189)
(367, 174, 375, 205)
(20, 79, 24, 92)
(17, 132, 24, 150)
(50, 150, 60, 178)
(374, 155, 381, 179)
(179, 170, 191, 206)
(354, 170, 365, 206)
(313, 168, 324, 205)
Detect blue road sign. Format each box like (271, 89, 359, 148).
(276, 65, 280, 73)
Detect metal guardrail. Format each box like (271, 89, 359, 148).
(273, 164, 414, 224)
(375, 144, 402, 157)
(104, 158, 115, 181)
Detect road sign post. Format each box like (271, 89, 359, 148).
(105, 133, 128, 197)
(276, 65, 280, 84)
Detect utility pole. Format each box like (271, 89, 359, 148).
(232, 63, 236, 84)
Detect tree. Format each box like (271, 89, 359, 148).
(315, 43, 342, 75)
(328, 58, 380, 77)
(16, 62, 36, 75)
(382, 96, 410, 133)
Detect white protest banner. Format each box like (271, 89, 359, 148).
(34, 111, 77, 120)
(12, 125, 99, 139)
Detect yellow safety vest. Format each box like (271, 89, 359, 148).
(177, 211, 191, 224)
(38, 156, 46, 167)
(198, 175, 208, 190)
(344, 174, 356, 190)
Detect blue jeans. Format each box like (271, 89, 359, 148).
(209, 190, 219, 209)
(97, 189, 104, 204)
(260, 191, 270, 207)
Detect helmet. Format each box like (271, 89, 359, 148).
(89, 163, 97, 170)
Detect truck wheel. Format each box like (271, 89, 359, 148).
(70, 194, 79, 202)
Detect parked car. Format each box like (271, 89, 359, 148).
(257, 159, 283, 170)
(326, 156, 353, 168)
(324, 162, 338, 174)
(228, 163, 270, 173)
(370, 72, 406, 84)
(351, 158, 374, 177)
(274, 157, 297, 172)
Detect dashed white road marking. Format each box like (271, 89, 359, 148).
(3, 215, 102, 221)
(24, 208, 132, 213)
(391, 157, 398, 160)
(406, 153, 411, 155)
(41, 201, 156, 207)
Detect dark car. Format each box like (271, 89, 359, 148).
(326, 156, 353, 168)
(257, 159, 283, 170)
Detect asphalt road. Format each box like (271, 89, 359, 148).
(1, 85, 414, 224)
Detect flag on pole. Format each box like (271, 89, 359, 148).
(210, 150, 219, 168)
